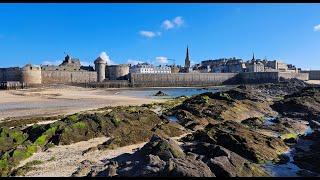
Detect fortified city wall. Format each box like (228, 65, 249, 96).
(238, 72, 279, 84)
(130, 72, 309, 87)
(0, 68, 22, 82)
(130, 73, 238, 87)
(300, 70, 320, 80)
(41, 70, 97, 84)
(278, 72, 309, 81)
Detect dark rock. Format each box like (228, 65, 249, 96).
(283, 137, 297, 144)
(277, 154, 290, 164)
(164, 157, 215, 177)
(140, 134, 185, 161)
(182, 143, 268, 177)
(293, 132, 320, 174)
(203, 121, 288, 163)
(241, 117, 264, 127)
(272, 87, 320, 119)
(296, 169, 319, 177)
(154, 91, 168, 96)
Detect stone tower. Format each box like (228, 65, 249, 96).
(185, 46, 190, 68)
(94, 56, 106, 82)
(21, 64, 42, 85)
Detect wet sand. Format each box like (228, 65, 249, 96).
(0, 85, 165, 120)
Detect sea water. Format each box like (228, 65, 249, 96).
(117, 86, 226, 99)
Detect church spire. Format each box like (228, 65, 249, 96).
(252, 52, 255, 61)
(185, 46, 190, 68)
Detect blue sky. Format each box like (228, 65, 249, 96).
(0, 3, 320, 70)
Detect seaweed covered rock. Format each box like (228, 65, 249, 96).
(90, 134, 215, 177)
(184, 121, 288, 163)
(272, 87, 320, 120)
(140, 134, 185, 161)
(0, 106, 186, 177)
(187, 143, 268, 177)
(241, 117, 265, 128)
(169, 89, 277, 129)
(164, 156, 215, 177)
(293, 130, 320, 174)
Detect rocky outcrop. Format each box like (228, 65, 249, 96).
(184, 121, 288, 163)
(165, 156, 215, 177)
(154, 91, 168, 96)
(89, 134, 215, 177)
(182, 142, 268, 177)
(272, 87, 320, 120)
(293, 130, 320, 174)
(241, 117, 264, 127)
(169, 88, 277, 130)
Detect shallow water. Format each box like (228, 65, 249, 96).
(167, 115, 179, 122)
(117, 87, 225, 99)
(263, 149, 302, 177)
(262, 123, 318, 177)
(264, 117, 277, 126)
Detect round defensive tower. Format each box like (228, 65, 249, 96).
(21, 64, 42, 85)
(107, 64, 130, 80)
(94, 57, 106, 82)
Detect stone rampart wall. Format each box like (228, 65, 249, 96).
(41, 70, 97, 84)
(301, 70, 320, 80)
(130, 73, 238, 87)
(0, 68, 22, 82)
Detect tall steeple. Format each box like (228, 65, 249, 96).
(185, 46, 190, 68)
(252, 53, 255, 61)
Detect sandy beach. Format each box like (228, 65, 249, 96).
(0, 85, 165, 120)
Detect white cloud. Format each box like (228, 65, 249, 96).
(139, 16, 185, 39)
(139, 31, 157, 38)
(156, 56, 168, 64)
(99, 51, 115, 65)
(127, 59, 144, 65)
(161, 16, 184, 30)
(314, 24, 320, 31)
(162, 20, 175, 30)
(173, 16, 184, 27)
(41, 60, 62, 66)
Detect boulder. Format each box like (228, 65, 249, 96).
(164, 157, 215, 177)
(154, 91, 168, 96)
(241, 117, 264, 127)
(140, 134, 185, 161)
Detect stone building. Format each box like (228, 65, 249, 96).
(41, 55, 94, 72)
(169, 65, 180, 73)
(264, 60, 288, 72)
(245, 54, 265, 72)
(130, 63, 155, 74)
(130, 63, 171, 74)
